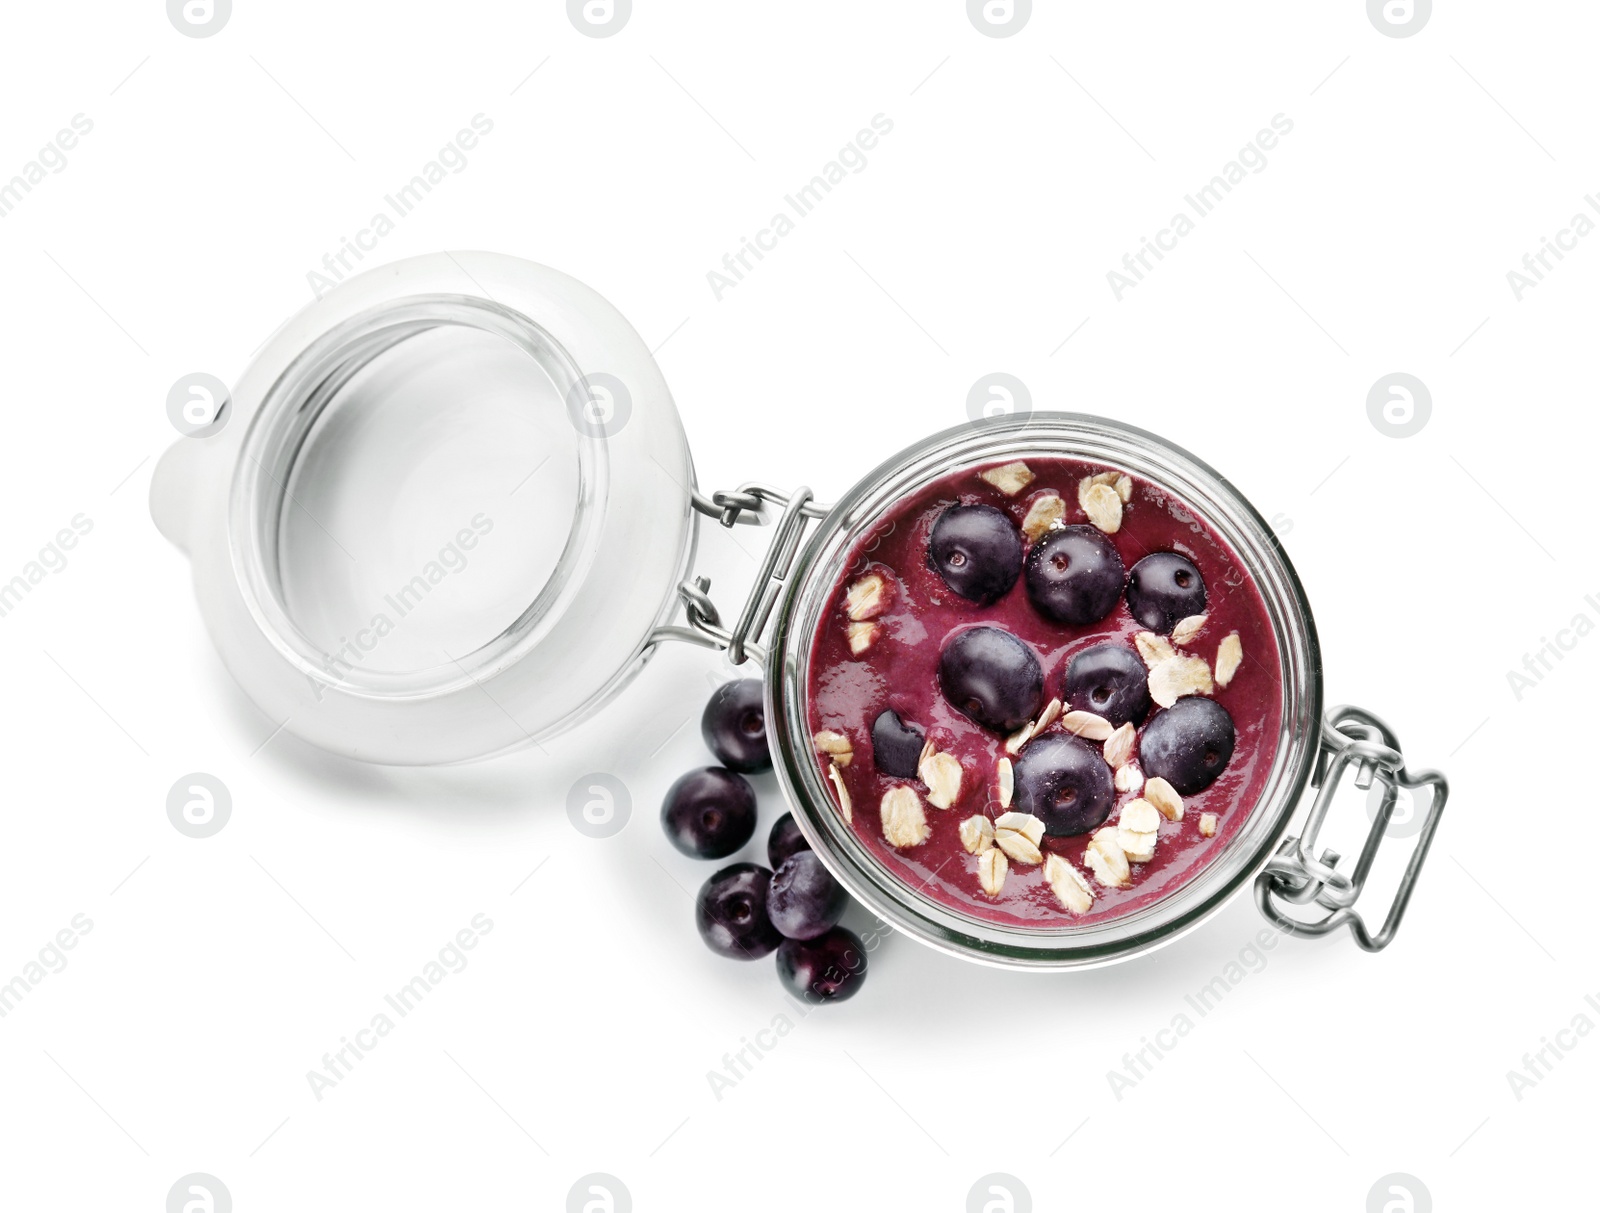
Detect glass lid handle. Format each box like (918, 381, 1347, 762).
(653, 482, 831, 666)
(1253, 705, 1448, 952)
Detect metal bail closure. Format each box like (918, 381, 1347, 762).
(652, 483, 829, 666)
(1254, 705, 1448, 952)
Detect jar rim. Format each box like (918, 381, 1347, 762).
(765, 413, 1323, 969)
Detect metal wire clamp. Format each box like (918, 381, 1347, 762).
(1254, 705, 1448, 952)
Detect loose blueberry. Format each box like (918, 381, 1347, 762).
(871, 709, 926, 778)
(767, 812, 811, 869)
(775, 927, 868, 1004)
(1012, 733, 1116, 836)
(927, 504, 1023, 605)
(701, 679, 770, 774)
(1062, 643, 1152, 727)
(1126, 552, 1208, 634)
(695, 863, 784, 960)
(767, 852, 849, 940)
(1024, 525, 1126, 626)
(1140, 696, 1236, 795)
(660, 767, 757, 859)
(938, 626, 1044, 733)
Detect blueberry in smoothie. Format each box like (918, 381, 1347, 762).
(1024, 525, 1126, 626)
(927, 504, 1023, 605)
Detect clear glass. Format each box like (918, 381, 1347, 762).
(153, 253, 698, 765)
(766, 414, 1324, 970)
(276, 322, 583, 676)
(233, 295, 604, 695)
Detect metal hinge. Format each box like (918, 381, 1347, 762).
(651, 483, 830, 666)
(1254, 705, 1448, 952)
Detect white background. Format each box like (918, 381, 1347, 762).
(0, 2, 1591, 1209)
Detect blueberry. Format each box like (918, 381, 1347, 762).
(1125, 552, 1207, 634)
(767, 812, 811, 868)
(1062, 643, 1151, 727)
(775, 927, 868, 1004)
(927, 504, 1023, 605)
(1140, 697, 1236, 795)
(695, 864, 784, 960)
(701, 679, 770, 773)
(660, 767, 757, 859)
(1012, 733, 1116, 836)
(938, 626, 1044, 733)
(1024, 525, 1126, 626)
(871, 709, 926, 778)
(767, 852, 849, 940)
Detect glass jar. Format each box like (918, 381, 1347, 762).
(765, 415, 1443, 968)
(154, 252, 1447, 969)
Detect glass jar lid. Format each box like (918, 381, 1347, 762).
(151, 253, 697, 764)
